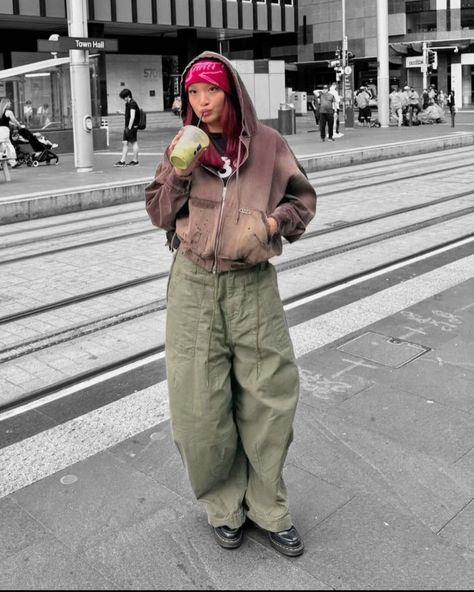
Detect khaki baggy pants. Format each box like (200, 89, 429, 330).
(165, 251, 299, 532)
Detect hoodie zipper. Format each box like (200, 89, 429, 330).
(212, 176, 233, 274)
(204, 137, 249, 274)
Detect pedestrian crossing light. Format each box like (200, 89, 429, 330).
(428, 49, 438, 70)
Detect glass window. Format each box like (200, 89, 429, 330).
(461, 0, 474, 28)
(45, 0, 66, 18)
(19, 0, 40, 15)
(0, 0, 14, 14)
(2, 61, 101, 131)
(405, 0, 436, 32)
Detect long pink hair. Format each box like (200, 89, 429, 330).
(184, 91, 242, 169)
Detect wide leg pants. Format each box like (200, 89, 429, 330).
(165, 251, 300, 532)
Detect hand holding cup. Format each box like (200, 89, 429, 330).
(169, 125, 209, 176)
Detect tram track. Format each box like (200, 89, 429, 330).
(1, 232, 473, 416)
(0, 190, 473, 326)
(1, 204, 473, 363)
(1, 184, 473, 266)
(2, 148, 474, 416)
(2, 149, 474, 263)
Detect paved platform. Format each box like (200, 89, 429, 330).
(0, 110, 473, 223)
(1, 250, 474, 589)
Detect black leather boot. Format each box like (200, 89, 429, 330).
(213, 525, 243, 549)
(268, 526, 304, 557)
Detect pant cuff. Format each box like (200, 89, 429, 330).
(247, 511, 292, 533)
(207, 507, 247, 529)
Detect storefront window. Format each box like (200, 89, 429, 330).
(23, 68, 67, 129)
(1, 58, 101, 131)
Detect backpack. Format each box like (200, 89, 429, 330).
(137, 107, 147, 130)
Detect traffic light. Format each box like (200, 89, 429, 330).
(428, 49, 438, 70)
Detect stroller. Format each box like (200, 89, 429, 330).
(12, 127, 59, 167)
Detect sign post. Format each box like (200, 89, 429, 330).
(422, 42, 428, 90)
(341, 38, 354, 128)
(376, 0, 389, 127)
(65, 0, 94, 172)
(341, 0, 354, 128)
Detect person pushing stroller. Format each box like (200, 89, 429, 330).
(12, 126, 59, 167)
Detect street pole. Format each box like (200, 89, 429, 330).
(376, 0, 389, 127)
(342, 0, 354, 128)
(67, 0, 94, 172)
(422, 41, 428, 90)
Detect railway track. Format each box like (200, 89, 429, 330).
(2, 147, 474, 261)
(1, 147, 474, 414)
(1, 232, 473, 419)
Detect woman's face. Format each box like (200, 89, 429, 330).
(188, 83, 226, 133)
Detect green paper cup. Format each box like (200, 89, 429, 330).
(170, 125, 210, 170)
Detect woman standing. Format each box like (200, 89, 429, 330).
(145, 52, 316, 557)
(0, 98, 20, 168)
(446, 90, 456, 127)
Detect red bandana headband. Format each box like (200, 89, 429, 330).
(184, 60, 232, 95)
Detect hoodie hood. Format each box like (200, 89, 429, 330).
(179, 51, 258, 137)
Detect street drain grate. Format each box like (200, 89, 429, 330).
(337, 331, 431, 368)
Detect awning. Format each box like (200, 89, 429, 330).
(0, 57, 71, 81)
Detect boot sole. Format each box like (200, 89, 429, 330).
(213, 528, 243, 549)
(268, 534, 305, 557)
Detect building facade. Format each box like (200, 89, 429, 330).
(0, 0, 298, 121)
(1, 0, 473, 131)
(297, 0, 474, 105)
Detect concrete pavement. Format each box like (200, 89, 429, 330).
(2, 251, 474, 589)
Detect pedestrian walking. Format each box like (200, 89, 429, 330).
(145, 51, 316, 557)
(114, 88, 140, 167)
(0, 97, 20, 168)
(446, 90, 456, 127)
(311, 89, 321, 127)
(407, 87, 421, 125)
(428, 84, 438, 103)
(319, 84, 335, 141)
(355, 86, 371, 126)
(389, 86, 403, 127)
(329, 81, 343, 137)
(438, 89, 446, 110)
(400, 85, 410, 125)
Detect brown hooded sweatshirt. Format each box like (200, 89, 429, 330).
(145, 51, 317, 273)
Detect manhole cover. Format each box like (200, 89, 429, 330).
(337, 331, 431, 368)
